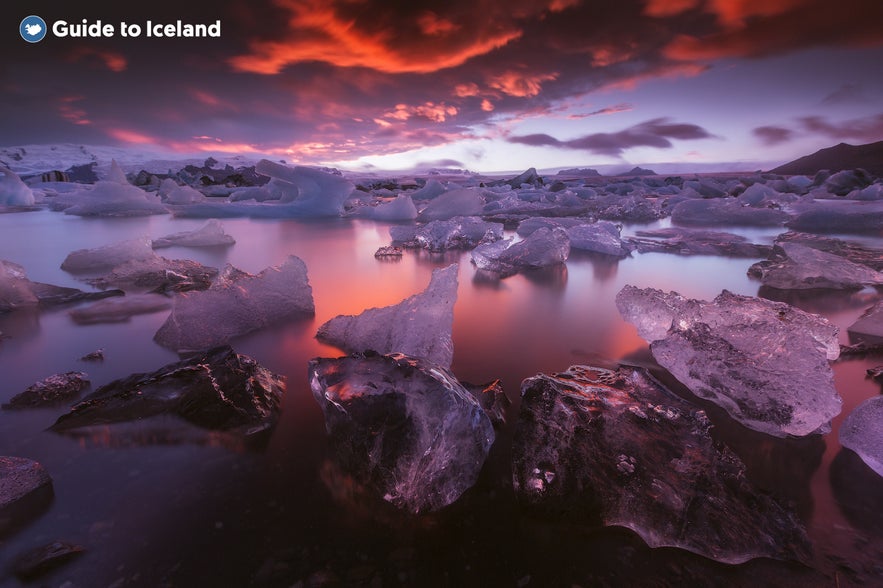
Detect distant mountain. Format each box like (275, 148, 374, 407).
(556, 167, 602, 177)
(617, 166, 657, 176)
(769, 141, 883, 176)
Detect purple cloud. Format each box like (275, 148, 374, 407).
(753, 126, 794, 145)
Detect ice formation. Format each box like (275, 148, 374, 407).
(410, 179, 447, 200)
(748, 242, 883, 290)
(515, 217, 586, 237)
(839, 396, 883, 477)
(348, 194, 418, 221)
(787, 200, 883, 234)
(254, 159, 354, 216)
(69, 294, 172, 324)
(566, 221, 631, 257)
(317, 264, 458, 367)
(616, 286, 841, 437)
(471, 227, 570, 277)
(390, 217, 502, 251)
(671, 198, 789, 226)
(513, 364, 809, 564)
(0, 260, 39, 311)
(0, 166, 35, 206)
(628, 228, 771, 257)
(162, 183, 205, 204)
(848, 301, 883, 343)
(49, 161, 169, 217)
(151, 220, 236, 248)
(416, 188, 484, 221)
(87, 257, 218, 293)
(309, 351, 494, 513)
(61, 237, 155, 273)
(155, 256, 315, 352)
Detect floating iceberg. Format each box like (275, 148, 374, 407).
(616, 286, 841, 437)
(567, 221, 631, 257)
(513, 364, 810, 564)
(786, 200, 883, 234)
(61, 237, 155, 273)
(151, 220, 236, 249)
(69, 294, 172, 324)
(317, 264, 458, 367)
(515, 217, 586, 237)
(748, 242, 883, 290)
(410, 179, 447, 200)
(155, 256, 314, 352)
(309, 351, 494, 513)
(254, 159, 354, 216)
(417, 188, 484, 221)
(471, 227, 570, 277)
(0, 166, 35, 206)
(671, 198, 788, 226)
(2, 259, 121, 312)
(162, 183, 205, 205)
(51, 161, 169, 217)
(390, 217, 502, 252)
(628, 228, 771, 257)
(848, 301, 883, 344)
(839, 396, 883, 477)
(86, 257, 218, 293)
(348, 194, 418, 221)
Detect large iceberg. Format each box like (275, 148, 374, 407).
(309, 351, 494, 513)
(155, 256, 315, 352)
(839, 396, 883, 477)
(416, 188, 484, 221)
(616, 286, 841, 437)
(513, 364, 810, 563)
(748, 242, 883, 290)
(317, 264, 458, 367)
(51, 160, 169, 217)
(0, 166, 35, 206)
(151, 220, 236, 249)
(390, 217, 502, 252)
(786, 200, 883, 234)
(471, 227, 569, 277)
(61, 237, 155, 273)
(253, 159, 354, 216)
(671, 198, 788, 226)
(566, 221, 631, 257)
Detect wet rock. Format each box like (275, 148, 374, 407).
(51, 345, 284, 434)
(0, 457, 53, 536)
(512, 364, 810, 564)
(748, 242, 883, 290)
(616, 286, 841, 437)
(309, 351, 494, 514)
(839, 396, 883, 477)
(3, 372, 90, 409)
(12, 540, 85, 580)
(0, 259, 39, 311)
(317, 264, 457, 368)
(628, 228, 772, 257)
(154, 256, 314, 352)
(374, 245, 403, 258)
(463, 379, 510, 427)
(848, 301, 883, 344)
(471, 227, 570, 278)
(80, 348, 105, 362)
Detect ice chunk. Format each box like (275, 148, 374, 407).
(515, 217, 586, 237)
(151, 220, 236, 249)
(0, 166, 35, 206)
(87, 257, 218, 293)
(391, 217, 502, 251)
(513, 364, 810, 564)
(155, 256, 314, 352)
(471, 227, 570, 277)
(317, 264, 457, 367)
(848, 301, 883, 344)
(69, 294, 172, 324)
(61, 237, 155, 273)
(0, 260, 39, 311)
(616, 286, 841, 437)
(53, 181, 169, 217)
(255, 159, 354, 216)
(840, 396, 883, 477)
(824, 169, 873, 196)
(417, 187, 484, 221)
(671, 198, 788, 226)
(309, 351, 494, 513)
(2, 372, 90, 409)
(163, 183, 205, 204)
(786, 200, 883, 234)
(349, 194, 418, 221)
(410, 179, 447, 200)
(105, 159, 129, 184)
(566, 221, 631, 257)
(748, 242, 883, 290)
(629, 227, 771, 257)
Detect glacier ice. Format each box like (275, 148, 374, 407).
(61, 237, 155, 273)
(317, 264, 458, 367)
(69, 294, 172, 324)
(566, 221, 631, 257)
(348, 194, 418, 221)
(390, 217, 502, 251)
(49, 162, 169, 217)
(309, 351, 494, 513)
(410, 179, 447, 200)
(787, 200, 883, 234)
(86, 257, 218, 293)
(616, 285, 841, 437)
(0, 260, 39, 311)
(416, 188, 484, 221)
(628, 228, 772, 258)
(839, 396, 883, 477)
(671, 198, 788, 226)
(0, 166, 35, 206)
(155, 256, 315, 352)
(512, 363, 810, 564)
(254, 159, 354, 216)
(748, 242, 883, 290)
(848, 301, 883, 343)
(151, 220, 236, 249)
(162, 183, 205, 204)
(471, 227, 570, 277)
(515, 217, 586, 237)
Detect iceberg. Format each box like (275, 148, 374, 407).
(155, 256, 314, 352)
(839, 396, 883, 477)
(348, 194, 418, 221)
(410, 179, 447, 200)
(416, 188, 484, 221)
(390, 217, 502, 252)
(671, 198, 788, 226)
(309, 351, 494, 513)
(628, 227, 771, 257)
(51, 161, 169, 217)
(0, 166, 35, 206)
(254, 159, 354, 216)
(566, 221, 631, 257)
(513, 364, 810, 564)
(61, 237, 155, 273)
(786, 200, 883, 234)
(2, 259, 122, 312)
(68, 294, 172, 324)
(748, 242, 883, 290)
(616, 286, 841, 437)
(848, 301, 883, 344)
(317, 264, 458, 367)
(471, 227, 569, 277)
(162, 183, 205, 205)
(86, 257, 218, 293)
(151, 220, 236, 249)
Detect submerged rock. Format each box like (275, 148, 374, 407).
(309, 351, 494, 514)
(2, 372, 90, 409)
(616, 286, 841, 437)
(848, 301, 883, 344)
(512, 364, 810, 564)
(317, 264, 458, 368)
(390, 217, 502, 252)
(155, 256, 314, 352)
(0, 457, 53, 535)
(471, 227, 570, 277)
(151, 220, 236, 248)
(748, 242, 883, 290)
(839, 396, 883, 477)
(12, 540, 85, 580)
(51, 345, 284, 433)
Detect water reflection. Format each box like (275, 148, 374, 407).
(568, 249, 621, 281)
(758, 285, 881, 315)
(830, 449, 883, 535)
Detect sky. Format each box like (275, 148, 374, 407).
(3, 0, 883, 173)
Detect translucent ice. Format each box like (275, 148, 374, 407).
(410, 179, 447, 200)
(787, 200, 883, 234)
(155, 256, 315, 352)
(416, 188, 484, 221)
(162, 183, 205, 205)
(317, 264, 458, 367)
(309, 351, 494, 513)
(839, 396, 883, 477)
(748, 242, 883, 290)
(254, 159, 354, 216)
(61, 237, 155, 273)
(0, 166, 35, 206)
(566, 221, 631, 257)
(471, 227, 570, 277)
(0, 260, 39, 311)
(671, 198, 788, 226)
(349, 194, 418, 221)
(390, 217, 502, 251)
(616, 286, 841, 437)
(152, 220, 236, 249)
(848, 301, 883, 344)
(86, 257, 218, 293)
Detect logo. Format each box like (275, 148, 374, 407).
(20, 15, 47, 43)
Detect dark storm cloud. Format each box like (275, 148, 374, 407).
(753, 126, 795, 145)
(799, 113, 883, 143)
(508, 118, 714, 156)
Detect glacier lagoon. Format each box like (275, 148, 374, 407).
(1, 207, 882, 586)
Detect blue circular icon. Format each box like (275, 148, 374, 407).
(20, 15, 48, 43)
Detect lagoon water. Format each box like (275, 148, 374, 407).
(1, 210, 881, 586)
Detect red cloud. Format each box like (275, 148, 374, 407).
(487, 71, 558, 97)
(67, 47, 128, 72)
(57, 96, 91, 126)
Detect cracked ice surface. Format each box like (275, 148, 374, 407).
(317, 264, 458, 367)
(155, 256, 314, 352)
(616, 285, 841, 437)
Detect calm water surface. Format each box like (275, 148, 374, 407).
(1, 210, 881, 586)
